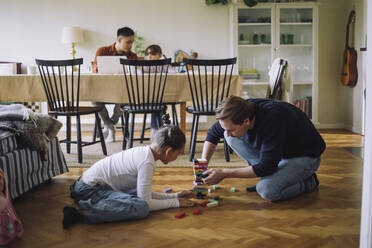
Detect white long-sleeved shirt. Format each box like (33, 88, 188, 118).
(80, 146, 179, 211)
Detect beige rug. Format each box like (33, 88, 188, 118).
(60, 134, 246, 168)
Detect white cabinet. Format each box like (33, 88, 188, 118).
(230, 2, 318, 123)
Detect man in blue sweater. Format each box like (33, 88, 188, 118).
(202, 96, 326, 202)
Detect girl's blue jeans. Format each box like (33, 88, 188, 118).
(70, 180, 149, 224)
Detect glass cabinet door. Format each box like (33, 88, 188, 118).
(277, 7, 314, 118)
(238, 8, 273, 84)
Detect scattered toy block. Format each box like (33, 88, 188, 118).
(154, 172, 161, 176)
(230, 187, 237, 193)
(193, 187, 207, 199)
(213, 196, 221, 201)
(193, 208, 201, 215)
(207, 201, 219, 207)
(208, 199, 218, 203)
(200, 200, 209, 207)
(212, 185, 220, 191)
(162, 187, 172, 193)
(175, 212, 186, 219)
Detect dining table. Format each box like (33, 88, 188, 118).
(0, 73, 242, 133)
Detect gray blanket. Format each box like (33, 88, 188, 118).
(0, 104, 62, 160)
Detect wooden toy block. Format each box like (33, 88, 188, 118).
(207, 201, 219, 207)
(175, 212, 186, 219)
(213, 196, 221, 201)
(154, 172, 161, 176)
(230, 187, 238, 192)
(193, 209, 201, 215)
(212, 185, 220, 191)
(192, 159, 209, 185)
(200, 200, 209, 207)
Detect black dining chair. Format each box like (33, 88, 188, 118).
(137, 61, 184, 143)
(35, 58, 107, 163)
(183, 57, 237, 162)
(120, 58, 172, 150)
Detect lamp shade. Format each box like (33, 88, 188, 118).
(61, 26, 84, 43)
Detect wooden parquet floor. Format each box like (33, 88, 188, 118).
(9, 130, 363, 248)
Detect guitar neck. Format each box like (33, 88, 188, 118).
(345, 10, 356, 48)
(345, 26, 349, 48)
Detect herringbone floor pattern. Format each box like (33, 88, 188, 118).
(9, 130, 363, 248)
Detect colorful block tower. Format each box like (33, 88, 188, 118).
(192, 159, 208, 199)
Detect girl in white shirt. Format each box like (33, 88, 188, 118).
(62, 124, 194, 229)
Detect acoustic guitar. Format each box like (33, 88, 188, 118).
(340, 10, 358, 87)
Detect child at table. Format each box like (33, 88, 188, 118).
(62, 119, 194, 228)
(144, 44, 176, 73)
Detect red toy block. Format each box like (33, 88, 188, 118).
(200, 200, 209, 207)
(193, 208, 201, 215)
(175, 212, 186, 219)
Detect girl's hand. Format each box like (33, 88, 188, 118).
(177, 190, 193, 198)
(178, 198, 195, 207)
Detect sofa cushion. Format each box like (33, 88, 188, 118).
(0, 130, 18, 156)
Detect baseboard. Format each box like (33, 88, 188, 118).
(315, 123, 347, 129)
(352, 126, 364, 135)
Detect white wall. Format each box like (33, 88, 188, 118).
(0, 0, 366, 130)
(342, 0, 366, 134)
(0, 0, 231, 68)
(317, 0, 365, 132)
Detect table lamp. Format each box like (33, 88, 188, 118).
(61, 26, 84, 59)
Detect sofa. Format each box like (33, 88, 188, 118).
(0, 130, 68, 199)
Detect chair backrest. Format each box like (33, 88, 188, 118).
(120, 58, 171, 111)
(171, 62, 186, 73)
(35, 58, 83, 113)
(183, 57, 237, 113)
(268, 58, 287, 100)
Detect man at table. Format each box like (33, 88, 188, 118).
(201, 96, 326, 202)
(92, 27, 138, 142)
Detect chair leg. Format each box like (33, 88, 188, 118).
(189, 114, 199, 162)
(140, 113, 147, 143)
(189, 114, 196, 153)
(66, 116, 71, 153)
(76, 115, 83, 163)
(92, 119, 97, 142)
(223, 138, 230, 162)
(157, 113, 162, 127)
(128, 113, 135, 149)
(122, 111, 129, 150)
(229, 145, 234, 154)
(120, 114, 125, 137)
(95, 113, 107, 156)
(172, 104, 179, 127)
